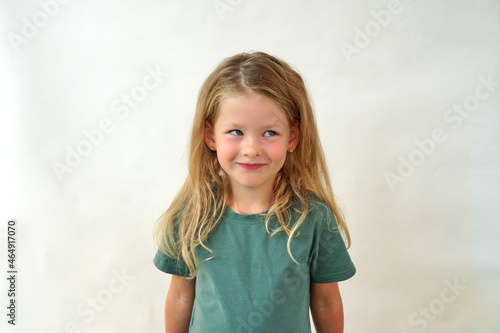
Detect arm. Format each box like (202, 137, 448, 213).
(310, 282, 344, 333)
(165, 274, 196, 333)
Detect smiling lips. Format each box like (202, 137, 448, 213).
(237, 163, 267, 170)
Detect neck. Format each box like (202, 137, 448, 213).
(228, 186, 272, 215)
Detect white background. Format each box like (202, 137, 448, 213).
(1, 0, 499, 332)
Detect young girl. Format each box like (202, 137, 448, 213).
(153, 51, 355, 333)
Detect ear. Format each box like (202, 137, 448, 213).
(288, 124, 300, 151)
(204, 121, 216, 150)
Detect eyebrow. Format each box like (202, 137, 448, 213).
(222, 121, 285, 129)
(224, 123, 244, 128)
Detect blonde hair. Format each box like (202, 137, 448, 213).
(153, 51, 350, 278)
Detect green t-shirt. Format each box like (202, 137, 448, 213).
(154, 199, 356, 332)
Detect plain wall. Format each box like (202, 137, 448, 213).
(1, 0, 499, 332)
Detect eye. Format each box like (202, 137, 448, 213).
(229, 129, 243, 136)
(263, 131, 277, 137)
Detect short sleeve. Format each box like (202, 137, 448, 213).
(310, 207, 356, 283)
(153, 249, 190, 277)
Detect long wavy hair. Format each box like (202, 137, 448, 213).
(153, 51, 350, 278)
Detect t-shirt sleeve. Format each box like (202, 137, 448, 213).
(309, 206, 356, 283)
(153, 249, 190, 277)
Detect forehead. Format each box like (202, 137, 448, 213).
(216, 93, 289, 128)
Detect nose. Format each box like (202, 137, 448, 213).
(241, 136, 261, 157)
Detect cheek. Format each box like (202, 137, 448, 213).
(267, 143, 288, 163)
(216, 138, 239, 160)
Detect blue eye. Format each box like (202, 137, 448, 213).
(229, 130, 243, 136)
(264, 131, 277, 137)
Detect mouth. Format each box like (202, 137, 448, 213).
(237, 163, 266, 170)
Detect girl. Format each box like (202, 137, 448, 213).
(153, 51, 355, 333)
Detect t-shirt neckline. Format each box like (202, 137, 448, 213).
(223, 206, 268, 224)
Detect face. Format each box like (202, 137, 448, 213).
(205, 93, 299, 198)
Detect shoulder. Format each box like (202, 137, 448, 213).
(292, 193, 337, 229)
(308, 194, 336, 223)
